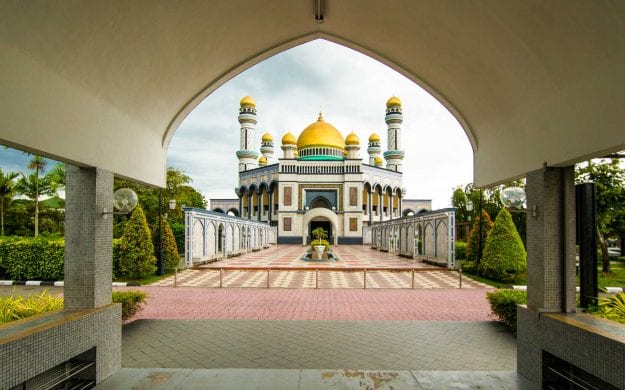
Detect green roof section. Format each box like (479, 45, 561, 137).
(298, 156, 344, 161)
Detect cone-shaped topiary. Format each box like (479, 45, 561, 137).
(119, 205, 157, 278)
(466, 209, 493, 263)
(151, 216, 180, 271)
(480, 208, 527, 283)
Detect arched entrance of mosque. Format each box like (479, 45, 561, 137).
(308, 218, 332, 245)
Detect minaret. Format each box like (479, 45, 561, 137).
(281, 131, 297, 159)
(345, 132, 360, 159)
(236, 96, 259, 172)
(260, 133, 274, 163)
(383, 96, 405, 172)
(367, 133, 382, 166)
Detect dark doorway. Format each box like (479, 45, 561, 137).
(309, 219, 332, 244)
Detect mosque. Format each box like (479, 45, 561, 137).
(213, 96, 431, 245)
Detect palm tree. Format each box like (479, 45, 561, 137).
(47, 163, 65, 196)
(17, 156, 49, 237)
(0, 169, 19, 236)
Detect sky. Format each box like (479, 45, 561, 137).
(0, 39, 474, 209)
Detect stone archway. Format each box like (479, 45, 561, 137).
(301, 207, 339, 245)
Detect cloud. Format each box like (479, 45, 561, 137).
(169, 39, 473, 209)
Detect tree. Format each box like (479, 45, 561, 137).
(480, 208, 527, 283)
(0, 169, 19, 236)
(15, 172, 54, 237)
(312, 227, 328, 245)
(466, 209, 494, 265)
(118, 205, 157, 278)
(576, 158, 625, 272)
(151, 216, 180, 270)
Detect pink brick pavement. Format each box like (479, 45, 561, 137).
(120, 287, 496, 322)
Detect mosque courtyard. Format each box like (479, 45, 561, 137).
(151, 245, 489, 289)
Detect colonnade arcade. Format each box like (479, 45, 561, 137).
(370, 208, 456, 269)
(236, 181, 279, 225)
(184, 208, 275, 267)
(362, 183, 403, 225)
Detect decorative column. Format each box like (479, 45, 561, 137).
(257, 193, 262, 221)
(247, 193, 253, 219)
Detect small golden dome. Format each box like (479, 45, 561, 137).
(294, 150, 299, 157)
(262, 133, 273, 142)
(374, 156, 383, 166)
(368, 133, 380, 143)
(386, 96, 401, 108)
(281, 131, 296, 145)
(258, 156, 267, 166)
(345, 132, 360, 146)
(240, 95, 256, 107)
(296, 113, 345, 151)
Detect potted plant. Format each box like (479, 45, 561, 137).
(311, 227, 328, 259)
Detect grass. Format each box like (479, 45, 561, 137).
(113, 269, 178, 285)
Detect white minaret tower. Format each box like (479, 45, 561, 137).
(260, 133, 274, 163)
(383, 96, 405, 172)
(236, 96, 259, 172)
(367, 133, 382, 165)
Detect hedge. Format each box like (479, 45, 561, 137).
(0, 238, 64, 280)
(486, 289, 527, 331)
(455, 241, 467, 261)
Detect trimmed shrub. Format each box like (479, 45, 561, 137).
(486, 289, 527, 331)
(466, 209, 493, 263)
(151, 217, 180, 270)
(455, 241, 467, 261)
(0, 289, 63, 324)
(0, 237, 64, 280)
(480, 208, 527, 283)
(112, 290, 148, 320)
(170, 223, 185, 255)
(118, 206, 157, 278)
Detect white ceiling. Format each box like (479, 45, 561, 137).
(1, 1, 624, 186)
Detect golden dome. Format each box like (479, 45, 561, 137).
(345, 132, 360, 146)
(262, 133, 273, 142)
(296, 113, 345, 151)
(374, 156, 383, 166)
(240, 95, 256, 107)
(386, 96, 401, 107)
(368, 133, 380, 143)
(258, 156, 267, 166)
(281, 131, 296, 145)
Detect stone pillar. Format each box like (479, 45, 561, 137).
(64, 165, 113, 309)
(268, 191, 273, 222)
(247, 193, 252, 219)
(518, 166, 577, 386)
(238, 196, 242, 218)
(379, 190, 383, 222)
(525, 166, 576, 313)
(257, 193, 262, 221)
(368, 190, 372, 220)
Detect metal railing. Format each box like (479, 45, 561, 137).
(169, 266, 464, 289)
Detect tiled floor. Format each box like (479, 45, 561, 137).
(150, 245, 489, 289)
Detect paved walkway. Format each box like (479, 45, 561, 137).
(151, 245, 489, 289)
(125, 287, 494, 321)
(121, 319, 516, 371)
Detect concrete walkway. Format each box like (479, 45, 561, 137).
(97, 368, 534, 389)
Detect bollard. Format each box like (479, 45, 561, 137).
(459, 269, 462, 289)
(267, 269, 270, 288)
(411, 269, 415, 289)
(315, 269, 319, 289)
(364, 269, 367, 289)
(174, 267, 178, 288)
(220, 268, 223, 288)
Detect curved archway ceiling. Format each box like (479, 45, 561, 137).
(1, 1, 624, 186)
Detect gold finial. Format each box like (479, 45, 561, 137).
(318, 111, 324, 121)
